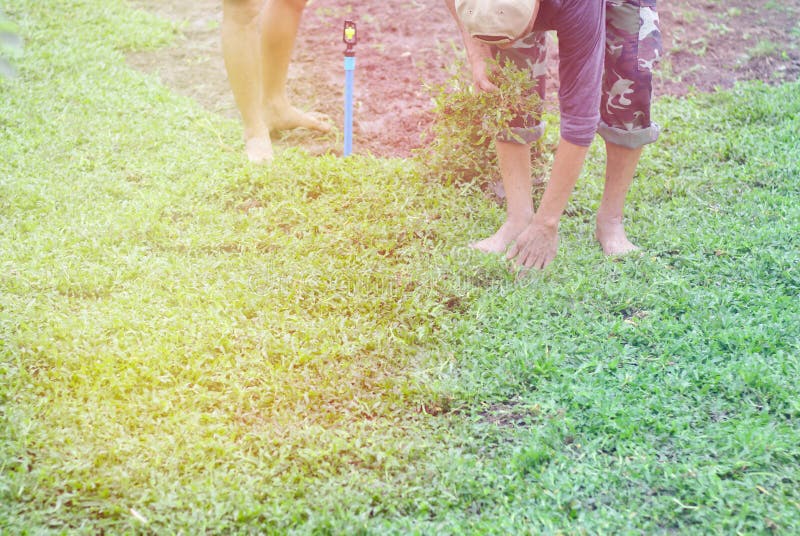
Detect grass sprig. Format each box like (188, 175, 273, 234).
(416, 57, 544, 186)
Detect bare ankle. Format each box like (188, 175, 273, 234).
(596, 212, 624, 226)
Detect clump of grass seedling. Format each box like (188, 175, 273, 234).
(748, 39, 781, 59)
(416, 57, 543, 187)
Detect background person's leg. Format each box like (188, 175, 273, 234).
(260, 0, 329, 132)
(222, 0, 272, 163)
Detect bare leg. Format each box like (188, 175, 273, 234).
(596, 141, 642, 255)
(260, 0, 330, 132)
(471, 141, 534, 253)
(222, 0, 272, 163)
(222, 0, 329, 163)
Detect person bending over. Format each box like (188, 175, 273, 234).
(445, 0, 662, 270)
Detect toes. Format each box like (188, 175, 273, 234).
(302, 112, 332, 132)
(270, 109, 332, 133)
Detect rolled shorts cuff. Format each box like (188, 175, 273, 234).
(497, 122, 546, 145)
(597, 121, 660, 149)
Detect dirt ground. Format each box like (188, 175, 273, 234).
(127, 0, 800, 159)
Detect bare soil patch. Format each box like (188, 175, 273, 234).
(127, 0, 800, 159)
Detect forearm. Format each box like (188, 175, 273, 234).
(534, 137, 590, 227)
(443, 0, 493, 74)
(444, 0, 468, 41)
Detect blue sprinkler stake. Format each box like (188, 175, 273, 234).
(343, 20, 357, 156)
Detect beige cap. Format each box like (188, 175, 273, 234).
(455, 0, 536, 45)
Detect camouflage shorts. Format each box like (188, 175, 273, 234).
(600, 0, 662, 147)
(495, 0, 662, 148)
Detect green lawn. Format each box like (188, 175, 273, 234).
(1, 1, 798, 533)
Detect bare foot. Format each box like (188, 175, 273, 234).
(245, 136, 273, 164)
(470, 219, 529, 254)
(596, 218, 639, 256)
(266, 104, 331, 133)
